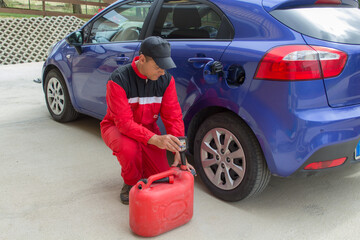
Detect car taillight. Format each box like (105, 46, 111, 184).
(304, 157, 347, 170)
(254, 45, 347, 81)
(311, 46, 347, 78)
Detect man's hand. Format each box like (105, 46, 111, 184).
(148, 134, 181, 152)
(172, 152, 196, 175)
(148, 135, 196, 175)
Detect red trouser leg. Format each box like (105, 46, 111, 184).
(101, 125, 170, 186)
(141, 142, 170, 179)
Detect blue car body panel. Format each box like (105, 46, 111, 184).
(71, 42, 139, 116)
(45, 40, 79, 110)
(302, 36, 360, 108)
(167, 40, 231, 124)
(43, 0, 360, 177)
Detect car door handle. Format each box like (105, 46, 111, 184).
(187, 57, 214, 63)
(188, 57, 214, 69)
(114, 56, 129, 64)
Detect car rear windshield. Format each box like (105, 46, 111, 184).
(270, 6, 360, 44)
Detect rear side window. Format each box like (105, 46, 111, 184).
(271, 7, 360, 44)
(153, 0, 233, 40)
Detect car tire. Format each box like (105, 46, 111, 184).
(194, 112, 271, 201)
(44, 69, 79, 122)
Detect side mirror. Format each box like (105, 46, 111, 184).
(66, 31, 83, 54)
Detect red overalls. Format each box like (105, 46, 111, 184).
(100, 57, 184, 186)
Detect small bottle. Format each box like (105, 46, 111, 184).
(178, 137, 196, 176)
(178, 137, 187, 170)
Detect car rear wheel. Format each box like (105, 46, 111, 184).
(44, 69, 79, 122)
(194, 112, 271, 201)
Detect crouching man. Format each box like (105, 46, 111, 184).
(100, 36, 195, 204)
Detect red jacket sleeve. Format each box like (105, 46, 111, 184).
(106, 80, 155, 144)
(160, 77, 185, 137)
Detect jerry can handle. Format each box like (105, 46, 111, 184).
(139, 176, 174, 185)
(136, 169, 177, 190)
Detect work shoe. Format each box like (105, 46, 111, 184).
(120, 184, 132, 205)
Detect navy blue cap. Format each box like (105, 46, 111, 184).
(140, 36, 176, 70)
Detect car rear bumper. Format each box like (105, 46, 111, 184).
(291, 137, 360, 177)
(242, 80, 360, 177)
(267, 104, 360, 177)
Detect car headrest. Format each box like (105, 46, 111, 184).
(173, 6, 201, 29)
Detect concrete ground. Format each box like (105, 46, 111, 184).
(1, 62, 360, 240)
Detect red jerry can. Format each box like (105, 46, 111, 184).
(129, 167, 194, 237)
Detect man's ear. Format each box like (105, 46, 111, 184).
(138, 54, 146, 63)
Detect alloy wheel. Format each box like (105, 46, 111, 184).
(47, 77, 65, 115)
(200, 128, 246, 190)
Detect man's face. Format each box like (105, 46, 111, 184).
(140, 55, 165, 81)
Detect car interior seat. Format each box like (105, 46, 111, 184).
(167, 6, 209, 39)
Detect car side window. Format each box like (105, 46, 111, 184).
(88, 0, 153, 43)
(153, 0, 233, 40)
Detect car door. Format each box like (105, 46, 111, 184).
(146, 0, 234, 120)
(71, 0, 156, 118)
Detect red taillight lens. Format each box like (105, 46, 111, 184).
(311, 46, 347, 78)
(304, 157, 347, 170)
(255, 45, 321, 81)
(254, 45, 347, 81)
(315, 0, 341, 4)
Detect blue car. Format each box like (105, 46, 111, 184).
(42, 0, 360, 201)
